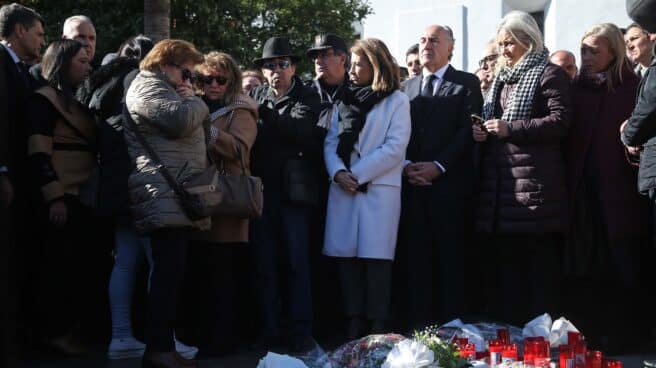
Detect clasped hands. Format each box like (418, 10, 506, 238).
(334, 170, 360, 194)
(619, 119, 642, 157)
(404, 162, 441, 186)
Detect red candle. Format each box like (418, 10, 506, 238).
(502, 343, 518, 363)
(560, 345, 575, 368)
(458, 343, 476, 361)
(489, 339, 504, 366)
(585, 350, 602, 368)
(533, 340, 551, 368)
(523, 337, 544, 366)
(568, 331, 582, 346)
(601, 359, 623, 368)
(497, 328, 511, 345)
(453, 337, 468, 347)
(574, 340, 587, 368)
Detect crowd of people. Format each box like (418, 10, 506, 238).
(0, 2, 655, 368)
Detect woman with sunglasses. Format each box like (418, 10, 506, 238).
(124, 39, 207, 368)
(188, 51, 258, 357)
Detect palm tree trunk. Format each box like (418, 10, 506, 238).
(144, 0, 170, 42)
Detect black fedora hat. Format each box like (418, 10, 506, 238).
(253, 37, 301, 66)
(306, 33, 348, 58)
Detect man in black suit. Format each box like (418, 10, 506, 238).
(399, 24, 483, 329)
(0, 3, 45, 364)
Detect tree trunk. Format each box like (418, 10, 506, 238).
(144, 0, 170, 42)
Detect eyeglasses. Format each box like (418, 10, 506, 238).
(311, 50, 336, 61)
(262, 60, 291, 70)
(478, 54, 498, 67)
(201, 75, 229, 86)
(173, 63, 193, 81)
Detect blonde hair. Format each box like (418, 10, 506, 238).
(581, 23, 632, 91)
(139, 39, 204, 72)
(350, 38, 400, 93)
(495, 11, 544, 71)
(196, 51, 242, 104)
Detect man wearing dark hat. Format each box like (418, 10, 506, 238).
(248, 36, 321, 353)
(306, 33, 350, 104)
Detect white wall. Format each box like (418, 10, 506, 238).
(363, 0, 633, 73)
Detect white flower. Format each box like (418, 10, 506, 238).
(382, 339, 435, 368)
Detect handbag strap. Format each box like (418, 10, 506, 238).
(122, 106, 190, 200)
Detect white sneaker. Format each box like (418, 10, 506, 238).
(175, 338, 199, 359)
(107, 336, 146, 359)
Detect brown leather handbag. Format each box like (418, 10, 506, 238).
(209, 145, 263, 219)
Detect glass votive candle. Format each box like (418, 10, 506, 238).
(458, 343, 476, 361)
(560, 344, 575, 368)
(574, 340, 587, 368)
(586, 350, 602, 368)
(489, 339, 504, 366)
(502, 343, 518, 364)
(523, 338, 542, 366)
(602, 359, 623, 368)
(497, 328, 511, 345)
(568, 331, 582, 346)
(453, 336, 469, 347)
(533, 340, 551, 368)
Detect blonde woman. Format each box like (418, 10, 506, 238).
(192, 52, 258, 356)
(323, 38, 411, 338)
(471, 11, 571, 324)
(567, 23, 647, 349)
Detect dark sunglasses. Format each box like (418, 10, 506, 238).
(200, 75, 229, 86)
(262, 60, 291, 70)
(173, 63, 193, 81)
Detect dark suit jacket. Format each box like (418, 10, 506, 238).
(401, 65, 483, 197)
(0, 45, 31, 184)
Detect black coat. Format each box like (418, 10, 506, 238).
(0, 46, 32, 189)
(78, 58, 139, 216)
(250, 76, 322, 207)
(401, 65, 483, 196)
(621, 53, 656, 194)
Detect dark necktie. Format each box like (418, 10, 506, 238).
(421, 74, 436, 97)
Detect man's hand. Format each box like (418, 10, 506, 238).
(405, 162, 441, 186)
(335, 170, 359, 194)
(483, 119, 510, 138)
(0, 175, 13, 205)
(49, 199, 68, 227)
(627, 145, 642, 157)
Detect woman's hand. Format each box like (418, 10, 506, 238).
(472, 123, 489, 142)
(49, 199, 68, 226)
(483, 119, 510, 138)
(176, 80, 194, 98)
(335, 170, 359, 195)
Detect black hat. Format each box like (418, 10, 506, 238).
(253, 37, 300, 66)
(306, 34, 348, 58)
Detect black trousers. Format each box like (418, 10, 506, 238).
(36, 197, 106, 339)
(480, 233, 563, 326)
(146, 228, 189, 352)
(399, 189, 468, 329)
(336, 257, 392, 320)
(0, 198, 13, 367)
(185, 242, 250, 352)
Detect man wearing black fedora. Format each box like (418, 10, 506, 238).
(248, 36, 321, 353)
(305, 33, 350, 105)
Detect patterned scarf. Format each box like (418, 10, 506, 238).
(483, 48, 549, 121)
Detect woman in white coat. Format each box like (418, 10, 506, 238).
(323, 38, 411, 338)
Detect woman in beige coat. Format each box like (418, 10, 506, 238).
(191, 51, 258, 357)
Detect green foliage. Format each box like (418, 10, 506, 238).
(14, 0, 372, 75)
(413, 326, 471, 368)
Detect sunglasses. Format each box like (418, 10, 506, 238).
(201, 75, 229, 86)
(173, 63, 193, 81)
(262, 60, 291, 70)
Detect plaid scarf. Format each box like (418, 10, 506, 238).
(483, 48, 549, 121)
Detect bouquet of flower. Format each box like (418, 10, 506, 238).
(413, 325, 471, 368)
(329, 333, 407, 368)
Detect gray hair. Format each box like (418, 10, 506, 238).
(497, 11, 543, 52)
(62, 15, 94, 37)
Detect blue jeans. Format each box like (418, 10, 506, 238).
(250, 205, 313, 339)
(108, 216, 152, 339)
